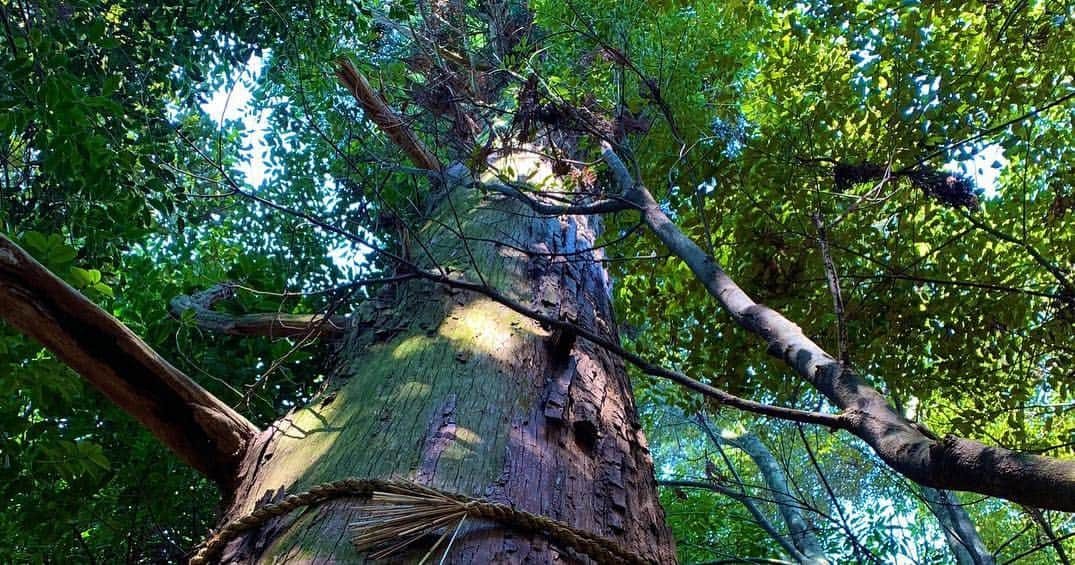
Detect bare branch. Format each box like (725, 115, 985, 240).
(695, 418, 812, 562)
(841, 272, 1061, 300)
(957, 207, 1075, 301)
(561, 4, 685, 144)
(484, 180, 636, 215)
(0, 234, 258, 487)
(169, 283, 348, 339)
(335, 59, 441, 172)
(812, 213, 849, 365)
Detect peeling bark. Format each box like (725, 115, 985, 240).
(0, 234, 258, 487)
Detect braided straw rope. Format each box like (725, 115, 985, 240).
(189, 478, 654, 565)
(190, 478, 386, 564)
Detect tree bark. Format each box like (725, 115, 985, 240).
(214, 155, 676, 563)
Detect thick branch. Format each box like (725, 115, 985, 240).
(598, 144, 1075, 512)
(335, 59, 441, 172)
(169, 283, 347, 338)
(0, 234, 258, 487)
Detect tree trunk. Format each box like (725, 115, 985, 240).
(214, 156, 676, 563)
(718, 431, 828, 565)
(920, 487, 994, 565)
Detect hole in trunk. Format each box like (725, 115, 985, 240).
(572, 420, 599, 453)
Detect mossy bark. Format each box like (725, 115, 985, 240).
(215, 158, 675, 563)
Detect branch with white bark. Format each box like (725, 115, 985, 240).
(597, 144, 1075, 512)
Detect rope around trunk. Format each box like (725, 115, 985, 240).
(189, 478, 654, 565)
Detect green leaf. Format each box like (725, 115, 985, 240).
(69, 267, 102, 288)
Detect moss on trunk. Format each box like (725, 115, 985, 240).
(216, 156, 675, 563)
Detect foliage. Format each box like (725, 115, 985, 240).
(0, 1, 340, 559)
(2, 0, 1074, 562)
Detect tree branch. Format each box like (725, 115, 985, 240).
(0, 234, 258, 487)
(957, 208, 1075, 301)
(812, 213, 849, 365)
(169, 283, 348, 338)
(483, 180, 637, 215)
(335, 59, 441, 172)
(699, 419, 813, 562)
(598, 143, 1075, 512)
(905, 90, 1075, 172)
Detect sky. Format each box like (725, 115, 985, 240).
(200, 55, 271, 188)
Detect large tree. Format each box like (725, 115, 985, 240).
(2, 0, 1074, 563)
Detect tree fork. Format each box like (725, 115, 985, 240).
(0, 234, 258, 487)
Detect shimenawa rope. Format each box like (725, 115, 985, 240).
(189, 478, 654, 565)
